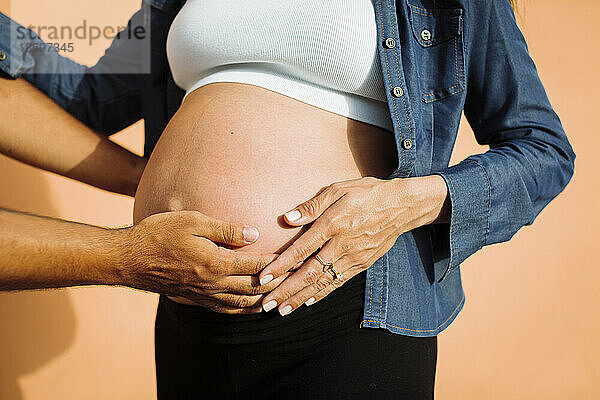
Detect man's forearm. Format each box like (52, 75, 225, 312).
(0, 77, 146, 197)
(0, 208, 125, 290)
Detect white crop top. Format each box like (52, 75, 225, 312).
(166, 0, 393, 132)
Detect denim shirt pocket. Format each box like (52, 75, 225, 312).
(407, 2, 465, 103)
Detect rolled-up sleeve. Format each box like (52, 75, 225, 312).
(0, 12, 85, 79)
(432, 0, 576, 282)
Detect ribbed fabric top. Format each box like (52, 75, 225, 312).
(166, 0, 393, 132)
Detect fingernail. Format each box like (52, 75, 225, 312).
(260, 274, 273, 285)
(305, 297, 315, 306)
(263, 300, 278, 312)
(279, 305, 293, 316)
(285, 210, 301, 222)
(243, 226, 259, 243)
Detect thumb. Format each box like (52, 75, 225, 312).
(283, 185, 341, 226)
(200, 215, 260, 246)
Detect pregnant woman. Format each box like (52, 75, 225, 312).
(3, 0, 575, 398)
(134, 1, 446, 398)
(131, 0, 574, 398)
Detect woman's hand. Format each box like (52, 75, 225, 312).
(257, 175, 450, 316)
(119, 211, 290, 313)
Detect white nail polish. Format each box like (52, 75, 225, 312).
(260, 274, 273, 285)
(280, 305, 293, 316)
(285, 210, 301, 222)
(263, 300, 278, 312)
(305, 297, 316, 306)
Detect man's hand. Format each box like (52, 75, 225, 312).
(118, 211, 289, 313)
(0, 208, 287, 314)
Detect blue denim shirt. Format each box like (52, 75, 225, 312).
(0, 0, 575, 336)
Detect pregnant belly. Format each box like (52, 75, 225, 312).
(133, 82, 398, 304)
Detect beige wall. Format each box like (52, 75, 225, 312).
(0, 0, 597, 399)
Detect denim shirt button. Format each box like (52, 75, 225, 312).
(401, 138, 413, 150)
(392, 86, 404, 97)
(0, 51, 6, 61)
(421, 29, 432, 41)
(384, 37, 396, 49)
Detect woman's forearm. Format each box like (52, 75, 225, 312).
(0, 77, 146, 197)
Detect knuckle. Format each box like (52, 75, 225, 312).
(198, 275, 218, 291)
(311, 225, 330, 243)
(246, 284, 264, 295)
(314, 278, 331, 292)
(220, 222, 238, 244)
(327, 217, 346, 235)
(234, 295, 253, 308)
(206, 259, 223, 276)
(193, 263, 205, 278)
(205, 218, 220, 237)
(316, 215, 332, 231)
(193, 271, 213, 292)
(303, 197, 321, 217)
(293, 246, 312, 263)
(342, 190, 362, 207)
(302, 267, 321, 286)
(339, 240, 353, 254)
(219, 294, 236, 306)
(211, 304, 223, 313)
(274, 289, 290, 302)
(286, 299, 301, 309)
(328, 182, 343, 195)
(185, 211, 204, 227)
(249, 278, 272, 296)
(202, 283, 219, 295)
(255, 256, 274, 275)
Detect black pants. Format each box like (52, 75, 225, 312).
(155, 272, 437, 399)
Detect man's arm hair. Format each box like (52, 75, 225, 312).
(0, 208, 125, 290)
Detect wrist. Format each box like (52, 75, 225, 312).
(389, 174, 450, 226)
(90, 226, 135, 287)
(423, 174, 451, 224)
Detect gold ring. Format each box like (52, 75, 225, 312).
(315, 255, 343, 280)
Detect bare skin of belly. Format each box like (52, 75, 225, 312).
(133, 82, 398, 305)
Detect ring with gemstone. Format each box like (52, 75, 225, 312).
(315, 254, 343, 280)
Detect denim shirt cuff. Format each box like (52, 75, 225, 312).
(432, 158, 491, 282)
(0, 12, 34, 78)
